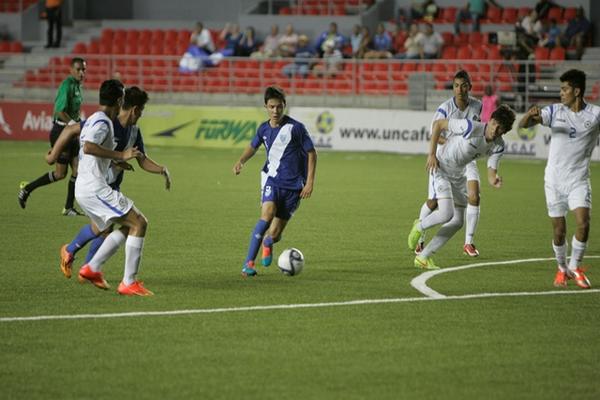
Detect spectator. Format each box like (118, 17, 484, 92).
(312, 39, 343, 78)
(219, 23, 242, 57)
(365, 23, 393, 59)
(561, 7, 590, 60)
(355, 26, 371, 59)
(539, 18, 561, 48)
(45, 0, 63, 48)
(256, 24, 281, 58)
(315, 22, 345, 56)
(282, 35, 315, 78)
(190, 22, 215, 54)
(278, 24, 299, 58)
(237, 27, 258, 57)
(397, 23, 423, 59)
(350, 24, 363, 58)
(422, 1, 439, 22)
(418, 23, 444, 59)
(520, 10, 543, 40)
(481, 84, 500, 122)
(455, 0, 502, 34)
(535, 0, 561, 20)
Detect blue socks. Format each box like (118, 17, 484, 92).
(66, 225, 98, 255)
(245, 219, 270, 264)
(85, 236, 106, 264)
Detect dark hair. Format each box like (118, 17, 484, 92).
(71, 57, 85, 67)
(453, 70, 471, 87)
(491, 104, 516, 133)
(122, 86, 149, 110)
(264, 86, 286, 105)
(99, 79, 124, 106)
(560, 69, 586, 97)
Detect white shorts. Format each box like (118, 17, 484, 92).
(465, 160, 480, 183)
(76, 187, 134, 231)
(428, 170, 468, 207)
(545, 179, 592, 218)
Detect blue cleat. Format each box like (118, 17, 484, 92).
(241, 261, 257, 277)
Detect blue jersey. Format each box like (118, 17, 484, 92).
(251, 115, 314, 191)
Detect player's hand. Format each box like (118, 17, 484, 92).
(300, 182, 313, 199)
(45, 150, 56, 165)
(527, 105, 541, 118)
(162, 167, 172, 190)
(114, 161, 134, 171)
(490, 175, 503, 188)
(233, 161, 244, 175)
(426, 154, 438, 173)
(121, 147, 142, 161)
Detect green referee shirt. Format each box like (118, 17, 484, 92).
(53, 75, 83, 122)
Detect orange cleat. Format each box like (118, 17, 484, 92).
(117, 281, 154, 296)
(568, 268, 591, 289)
(59, 244, 73, 279)
(78, 264, 110, 290)
(553, 270, 569, 288)
(463, 243, 479, 257)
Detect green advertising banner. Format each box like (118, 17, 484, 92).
(139, 105, 267, 148)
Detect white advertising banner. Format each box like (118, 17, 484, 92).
(290, 107, 600, 161)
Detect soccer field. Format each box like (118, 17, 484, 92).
(1, 141, 599, 399)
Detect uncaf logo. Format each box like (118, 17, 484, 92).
(517, 126, 536, 141)
(315, 111, 334, 134)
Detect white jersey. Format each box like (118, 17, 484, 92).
(431, 96, 483, 136)
(75, 111, 115, 195)
(541, 102, 600, 184)
(437, 119, 505, 177)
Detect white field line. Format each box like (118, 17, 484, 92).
(410, 256, 600, 298)
(1, 256, 599, 323)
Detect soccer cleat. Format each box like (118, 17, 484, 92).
(62, 207, 84, 216)
(18, 181, 30, 209)
(118, 281, 154, 296)
(414, 241, 424, 255)
(59, 244, 74, 279)
(407, 219, 423, 251)
(261, 244, 272, 267)
(553, 270, 570, 288)
(78, 264, 110, 290)
(567, 268, 591, 289)
(414, 255, 440, 270)
(463, 243, 480, 257)
(241, 261, 257, 277)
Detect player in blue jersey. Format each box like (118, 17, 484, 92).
(46, 87, 171, 290)
(233, 86, 317, 277)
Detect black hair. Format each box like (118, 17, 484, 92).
(71, 57, 85, 67)
(560, 69, 586, 97)
(122, 86, 149, 110)
(99, 79, 125, 107)
(490, 104, 516, 134)
(453, 70, 471, 88)
(264, 86, 286, 105)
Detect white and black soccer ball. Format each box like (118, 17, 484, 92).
(277, 248, 304, 276)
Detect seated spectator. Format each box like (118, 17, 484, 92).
(418, 22, 443, 59)
(535, 0, 561, 20)
(422, 1, 439, 22)
(237, 27, 258, 57)
(219, 23, 242, 57)
(255, 24, 280, 58)
(397, 23, 423, 59)
(539, 18, 561, 48)
(364, 23, 393, 59)
(455, 0, 502, 34)
(315, 22, 345, 57)
(282, 35, 315, 78)
(190, 21, 215, 54)
(278, 24, 298, 58)
(560, 7, 590, 59)
(355, 26, 371, 59)
(350, 24, 363, 58)
(312, 39, 343, 77)
(519, 10, 543, 41)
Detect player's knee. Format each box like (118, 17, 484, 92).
(426, 199, 438, 210)
(53, 170, 67, 180)
(467, 193, 480, 206)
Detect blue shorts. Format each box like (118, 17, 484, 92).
(262, 184, 301, 220)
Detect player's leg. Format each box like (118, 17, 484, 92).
(59, 222, 103, 278)
(63, 142, 83, 216)
(243, 201, 275, 276)
(463, 161, 481, 257)
(566, 194, 592, 289)
(262, 187, 299, 267)
(416, 204, 465, 270)
(546, 182, 570, 287)
(415, 199, 438, 254)
(262, 217, 289, 266)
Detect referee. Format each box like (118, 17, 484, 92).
(18, 57, 86, 215)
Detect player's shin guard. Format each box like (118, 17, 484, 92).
(85, 235, 106, 264)
(245, 219, 269, 264)
(65, 175, 76, 209)
(568, 236, 587, 271)
(465, 204, 480, 245)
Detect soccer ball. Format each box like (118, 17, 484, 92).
(277, 248, 304, 276)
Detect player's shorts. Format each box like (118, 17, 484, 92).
(428, 170, 468, 207)
(465, 160, 480, 183)
(545, 179, 592, 218)
(261, 183, 301, 220)
(76, 187, 134, 231)
(49, 122, 79, 165)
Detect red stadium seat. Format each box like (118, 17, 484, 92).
(534, 47, 549, 60)
(563, 7, 577, 22)
(8, 41, 22, 53)
(440, 7, 457, 23)
(469, 32, 483, 46)
(456, 45, 470, 60)
(73, 42, 87, 54)
(546, 7, 563, 22)
(501, 7, 518, 23)
(485, 7, 502, 23)
(441, 32, 454, 47)
(549, 46, 565, 60)
(441, 46, 457, 59)
(517, 7, 531, 19)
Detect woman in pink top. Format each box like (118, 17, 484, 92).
(481, 84, 499, 122)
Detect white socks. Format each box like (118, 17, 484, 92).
(568, 236, 587, 271)
(88, 230, 126, 272)
(465, 204, 480, 245)
(123, 236, 145, 285)
(552, 241, 567, 272)
(421, 198, 454, 231)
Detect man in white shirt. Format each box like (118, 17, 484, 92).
(408, 105, 515, 269)
(190, 21, 215, 54)
(519, 69, 599, 289)
(418, 23, 444, 59)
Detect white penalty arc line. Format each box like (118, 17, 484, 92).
(411, 255, 600, 299)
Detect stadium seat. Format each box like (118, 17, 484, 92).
(469, 32, 483, 46)
(549, 46, 565, 61)
(501, 7, 518, 24)
(485, 7, 502, 23)
(439, 7, 457, 23)
(563, 7, 577, 22)
(441, 46, 457, 59)
(456, 46, 470, 60)
(441, 32, 453, 47)
(546, 7, 563, 22)
(534, 47, 549, 60)
(517, 7, 531, 19)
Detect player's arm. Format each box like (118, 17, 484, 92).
(486, 145, 504, 188)
(518, 105, 542, 128)
(487, 167, 502, 188)
(45, 123, 81, 164)
(300, 149, 317, 199)
(137, 155, 172, 190)
(233, 145, 258, 175)
(428, 119, 449, 172)
(83, 142, 141, 161)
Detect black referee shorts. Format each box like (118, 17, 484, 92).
(49, 122, 79, 165)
